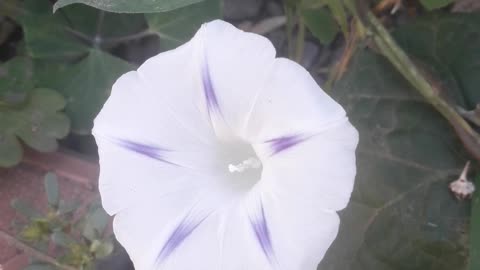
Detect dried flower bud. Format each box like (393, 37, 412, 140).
(449, 161, 475, 200)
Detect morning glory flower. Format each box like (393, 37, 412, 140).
(93, 20, 358, 270)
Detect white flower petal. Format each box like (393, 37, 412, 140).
(93, 49, 215, 147)
(246, 58, 346, 142)
(194, 20, 277, 139)
(260, 121, 358, 212)
(94, 19, 358, 270)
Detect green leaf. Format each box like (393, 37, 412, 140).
(21, 0, 141, 133)
(82, 221, 97, 241)
(21, 0, 146, 59)
(420, 0, 455, 10)
(23, 264, 56, 270)
(468, 177, 480, 270)
(39, 50, 133, 134)
(89, 207, 110, 234)
(0, 57, 33, 106)
(146, 0, 221, 50)
(53, 0, 204, 13)
(58, 200, 81, 215)
(11, 199, 41, 219)
(394, 14, 480, 109)
(320, 49, 469, 270)
(51, 231, 75, 247)
(325, 0, 348, 36)
(44, 172, 59, 208)
(91, 239, 114, 258)
(302, 7, 339, 45)
(0, 133, 22, 167)
(0, 88, 70, 167)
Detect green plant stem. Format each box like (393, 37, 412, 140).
(294, 16, 306, 63)
(0, 230, 77, 270)
(285, 3, 295, 59)
(469, 177, 480, 270)
(345, 0, 480, 161)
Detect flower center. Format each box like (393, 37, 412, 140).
(217, 139, 263, 192)
(228, 157, 261, 173)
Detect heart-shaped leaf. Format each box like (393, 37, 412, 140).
(44, 172, 59, 208)
(53, 0, 204, 13)
(38, 50, 133, 134)
(320, 49, 469, 270)
(20, 0, 141, 133)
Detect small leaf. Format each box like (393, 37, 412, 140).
(58, 200, 81, 215)
(12, 88, 70, 152)
(82, 222, 97, 242)
(21, 223, 47, 242)
(23, 264, 56, 270)
(11, 199, 41, 219)
(420, 0, 455, 10)
(89, 207, 110, 234)
(146, 0, 221, 50)
(51, 231, 75, 247)
(44, 172, 59, 208)
(0, 87, 70, 167)
(302, 7, 339, 44)
(53, 0, 204, 13)
(325, 0, 348, 36)
(92, 240, 114, 258)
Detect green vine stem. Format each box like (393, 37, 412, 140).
(294, 15, 306, 63)
(345, 0, 480, 162)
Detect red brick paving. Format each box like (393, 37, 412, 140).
(0, 150, 98, 270)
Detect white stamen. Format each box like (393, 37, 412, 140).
(228, 157, 261, 173)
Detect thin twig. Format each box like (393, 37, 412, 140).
(325, 19, 359, 90)
(248, 16, 287, 35)
(344, 0, 480, 161)
(284, 2, 296, 59)
(294, 15, 306, 63)
(0, 230, 77, 270)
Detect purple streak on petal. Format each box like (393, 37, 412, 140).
(266, 134, 308, 155)
(201, 60, 221, 115)
(114, 139, 175, 165)
(156, 212, 208, 265)
(250, 202, 276, 265)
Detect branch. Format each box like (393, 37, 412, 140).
(345, 0, 480, 161)
(0, 230, 77, 270)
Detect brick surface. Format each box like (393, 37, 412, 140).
(0, 150, 99, 270)
(2, 254, 28, 270)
